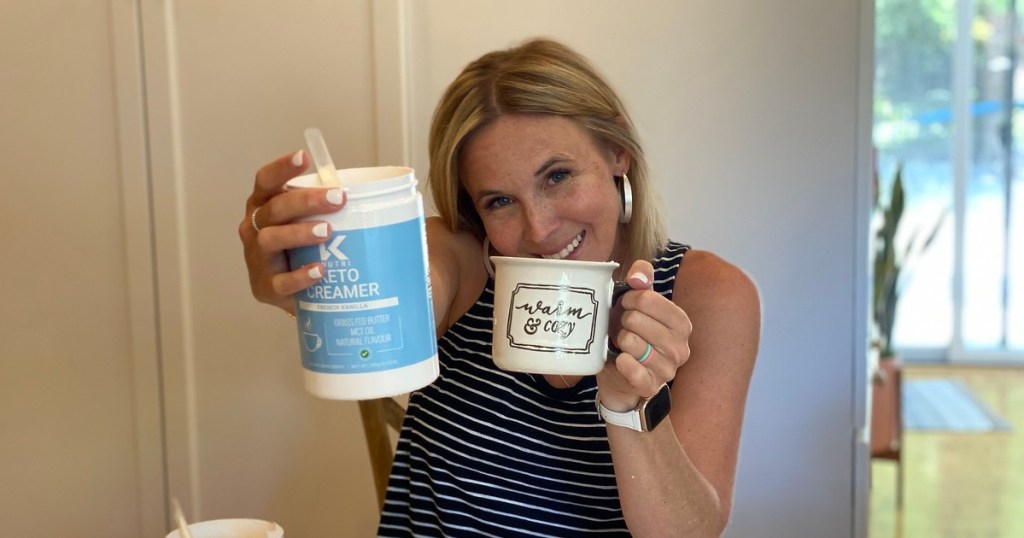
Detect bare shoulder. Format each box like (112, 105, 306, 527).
(673, 249, 761, 323)
(425, 216, 480, 262)
(671, 248, 761, 384)
(425, 217, 488, 331)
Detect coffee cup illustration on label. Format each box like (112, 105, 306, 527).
(505, 284, 598, 353)
(300, 316, 323, 352)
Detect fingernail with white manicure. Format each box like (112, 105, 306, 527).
(630, 272, 649, 285)
(291, 150, 305, 167)
(326, 189, 344, 205)
(312, 222, 329, 238)
(308, 266, 323, 279)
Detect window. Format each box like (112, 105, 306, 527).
(875, 0, 1023, 360)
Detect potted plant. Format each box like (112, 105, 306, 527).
(869, 161, 945, 461)
(870, 162, 906, 460)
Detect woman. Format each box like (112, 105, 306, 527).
(241, 38, 760, 537)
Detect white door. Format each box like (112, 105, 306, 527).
(138, 1, 386, 536)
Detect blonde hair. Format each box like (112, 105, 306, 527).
(428, 38, 667, 264)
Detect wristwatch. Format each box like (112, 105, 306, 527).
(596, 383, 672, 432)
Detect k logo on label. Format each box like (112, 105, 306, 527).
(319, 235, 348, 261)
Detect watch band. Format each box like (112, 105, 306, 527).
(596, 398, 646, 431)
(595, 383, 671, 432)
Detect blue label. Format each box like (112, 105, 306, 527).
(288, 218, 436, 374)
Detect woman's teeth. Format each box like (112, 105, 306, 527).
(542, 233, 583, 260)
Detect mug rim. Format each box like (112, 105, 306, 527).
(490, 256, 619, 270)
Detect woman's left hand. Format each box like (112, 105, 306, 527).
(596, 259, 693, 411)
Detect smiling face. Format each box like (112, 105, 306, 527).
(459, 114, 631, 263)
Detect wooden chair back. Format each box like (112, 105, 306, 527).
(358, 397, 406, 510)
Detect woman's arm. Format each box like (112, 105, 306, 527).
(598, 250, 761, 537)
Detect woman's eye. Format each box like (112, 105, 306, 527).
(485, 196, 512, 210)
(548, 169, 571, 184)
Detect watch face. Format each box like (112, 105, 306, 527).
(642, 384, 672, 431)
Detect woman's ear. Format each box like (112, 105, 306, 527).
(609, 116, 633, 176)
(610, 144, 632, 177)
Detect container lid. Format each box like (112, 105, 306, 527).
(286, 166, 416, 199)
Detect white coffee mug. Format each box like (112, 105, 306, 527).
(491, 256, 629, 375)
(165, 518, 283, 538)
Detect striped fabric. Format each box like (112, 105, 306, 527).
(378, 242, 690, 537)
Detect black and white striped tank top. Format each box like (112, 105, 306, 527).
(378, 242, 690, 537)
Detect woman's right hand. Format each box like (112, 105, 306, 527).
(238, 150, 347, 314)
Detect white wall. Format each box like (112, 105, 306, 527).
(0, 1, 162, 536)
(0, 1, 869, 536)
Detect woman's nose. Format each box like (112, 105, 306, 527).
(521, 201, 558, 244)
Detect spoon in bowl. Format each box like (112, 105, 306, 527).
(172, 498, 194, 538)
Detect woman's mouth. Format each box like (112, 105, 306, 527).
(541, 232, 584, 260)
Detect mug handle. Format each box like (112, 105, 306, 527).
(607, 281, 631, 356)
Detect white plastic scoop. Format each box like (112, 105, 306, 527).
(304, 127, 341, 187)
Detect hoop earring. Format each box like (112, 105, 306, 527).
(617, 174, 633, 224)
(482, 237, 496, 279)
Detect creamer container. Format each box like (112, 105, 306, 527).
(286, 166, 438, 399)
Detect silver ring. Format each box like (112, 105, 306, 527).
(637, 343, 653, 364)
(251, 206, 262, 233)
